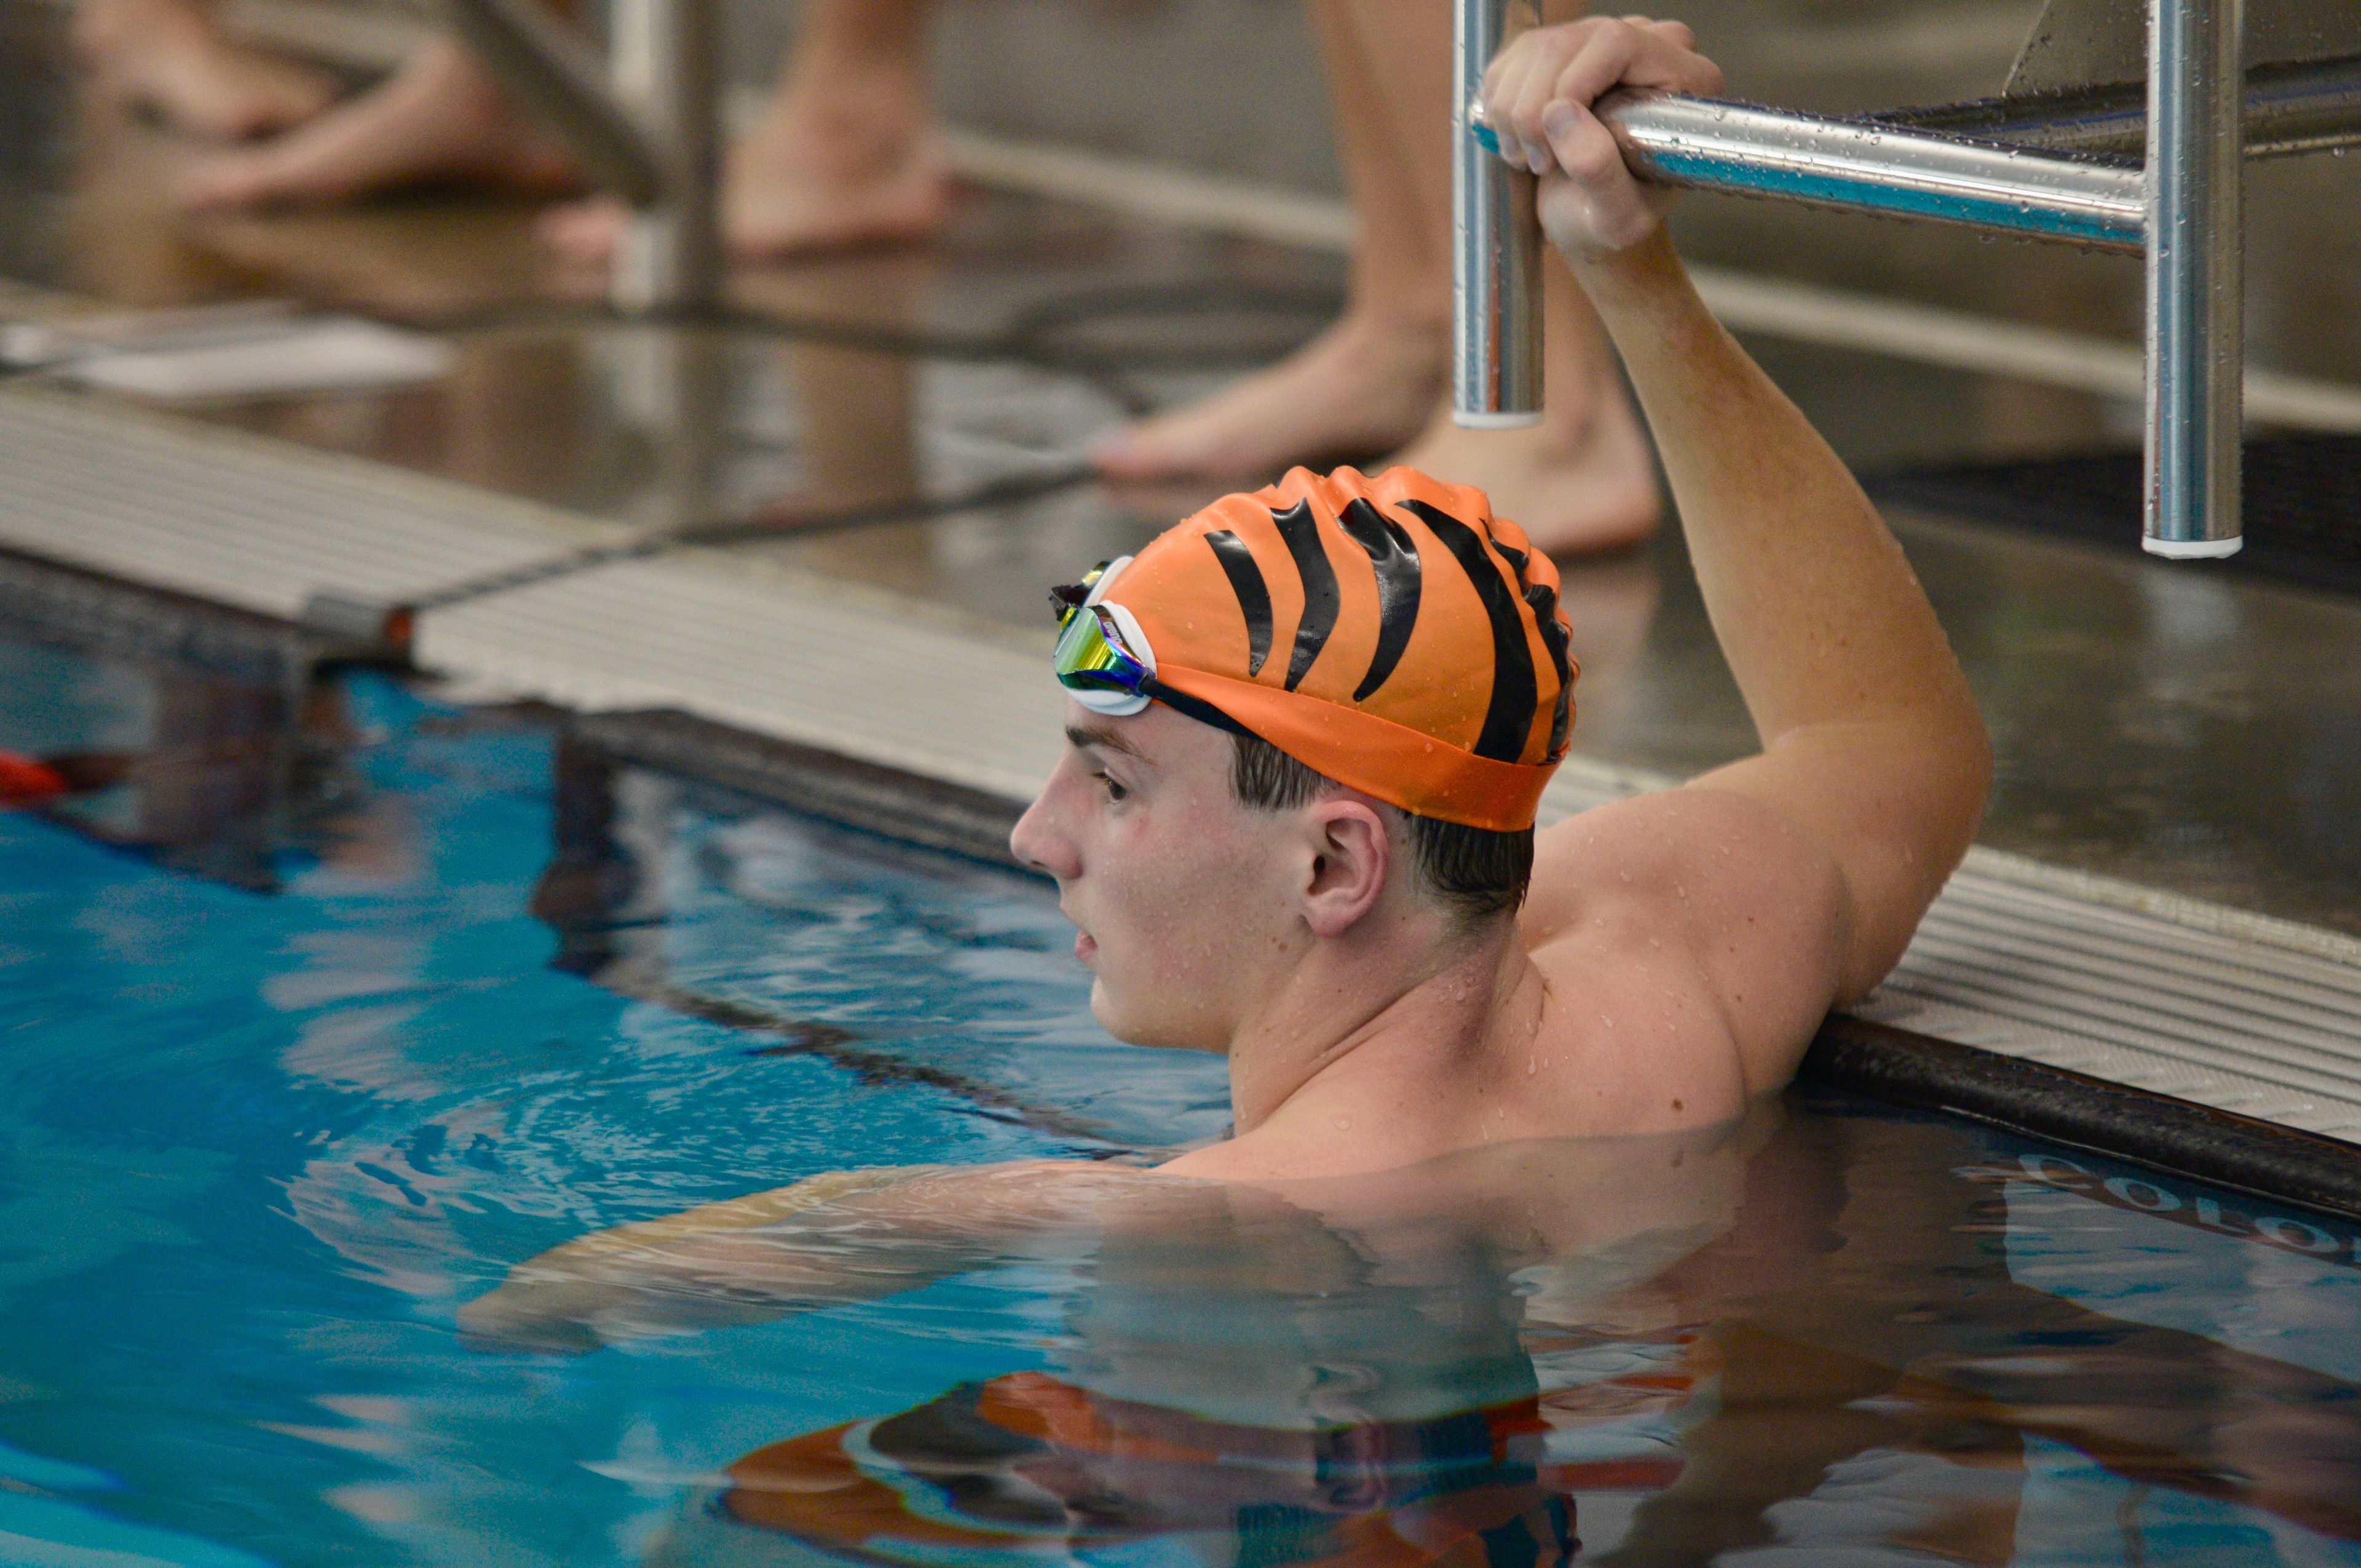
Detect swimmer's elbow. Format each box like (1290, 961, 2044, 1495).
(1831, 723, 1990, 1005)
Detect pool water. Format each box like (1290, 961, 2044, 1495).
(4, 620, 2360, 1567)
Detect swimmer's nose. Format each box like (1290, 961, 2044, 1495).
(1008, 788, 1077, 881)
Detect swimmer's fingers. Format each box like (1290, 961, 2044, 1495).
(1483, 25, 1583, 172)
(1493, 22, 1616, 172)
(1533, 95, 1676, 256)
(1546, 17, 1723, 114)
(1623, 15, 1700, 53)
(1485, 18, 1723, 176)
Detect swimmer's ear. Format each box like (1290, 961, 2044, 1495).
(1300, 798, 1390, 939)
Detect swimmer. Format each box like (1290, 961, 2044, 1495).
(463, 16, 1990, 1346)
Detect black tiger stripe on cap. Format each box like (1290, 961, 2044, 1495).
(1525, 580, 1575, 758)
(1482, 533, 1577, 699)
(1337, 498, 1424, 702)
(1269, 499, 1341, 692)
(1202, 531, 1274, 678)
(1401, 499, 1540, 764)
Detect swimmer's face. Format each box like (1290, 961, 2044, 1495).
(1011, 700, 1326, 1050)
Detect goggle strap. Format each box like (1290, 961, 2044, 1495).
(1142, 678, 1253, 740)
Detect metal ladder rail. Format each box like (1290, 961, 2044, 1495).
(435, 0, 719, 314)
(1455, 0, 2361, 558)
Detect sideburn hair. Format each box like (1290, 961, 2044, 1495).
(1227, 733, 1533, 925)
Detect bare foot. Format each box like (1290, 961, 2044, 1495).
(539, 85, 947, 264)
(1091, 309, 1445, 483)
(1389, 383, 1661, 557)
(75, 0, 338, 141)
(175, 39, 577, 211)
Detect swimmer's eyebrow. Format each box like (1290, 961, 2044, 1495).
(1066, 722, 1145, 762)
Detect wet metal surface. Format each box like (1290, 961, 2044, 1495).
(2, 0, 2359, 935)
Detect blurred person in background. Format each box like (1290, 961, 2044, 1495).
(97, 0, 1656, 554)
(73, 0, 336, 141)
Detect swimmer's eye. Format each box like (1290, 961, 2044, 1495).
(1096, 771, 1129, 804)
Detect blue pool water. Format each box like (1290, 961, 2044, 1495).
(4, 624, 2361, 1567)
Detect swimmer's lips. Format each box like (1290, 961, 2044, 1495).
(1074, 929, 1097, 965)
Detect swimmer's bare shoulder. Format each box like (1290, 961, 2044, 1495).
(1508, 784, 1851, 1133)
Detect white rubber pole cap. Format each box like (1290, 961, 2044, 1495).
(2143, 536, 2244, 560)
(1452, 410, 1546, 430)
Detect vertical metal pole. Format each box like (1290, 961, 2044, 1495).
(610, 0, 721, 315)
(1453, 0, 1543, 427)
(2143, 0, 2244, 557)
(614, 325, 728, 528)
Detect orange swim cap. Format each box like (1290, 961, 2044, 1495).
(1087, 466, 1575, 833)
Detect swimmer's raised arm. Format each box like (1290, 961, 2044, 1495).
(1485, 20, 1991, 1090)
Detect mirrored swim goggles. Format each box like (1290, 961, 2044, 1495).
(1050, 556, 1246, 734)
(1050, 557, 1155, 715)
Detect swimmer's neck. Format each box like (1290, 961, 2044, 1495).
(1219, 917, 1533, 1142)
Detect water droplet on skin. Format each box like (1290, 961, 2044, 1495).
(1526, 1056, 1538, 1074)
(1334, 1117, 1351, 1130)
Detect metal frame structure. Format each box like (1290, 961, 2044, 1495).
(1454, 0, 2361, 558)
(438, 0, 719, 313)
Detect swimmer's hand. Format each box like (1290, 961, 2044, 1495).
(1479, 17, 1723, 257)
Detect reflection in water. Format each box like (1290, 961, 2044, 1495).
(528, 729, 1120, 1142)
(590, 1107, 2361, 1567)
(713, 1376, 1582, 1568)
(0, 628, 368, 891)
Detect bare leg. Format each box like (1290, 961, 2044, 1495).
(1370, 0, 1657, 554)
(1089, 0, 1447, 481)
(540, 0, 946, 265)
(175, 38, 577, 210)
(1389, 248, 1660, 555)
(74, 0, 336, 141)
(1098, 0, 1658, 553)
